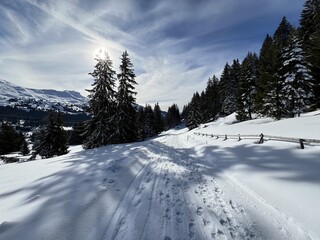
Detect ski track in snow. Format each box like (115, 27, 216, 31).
(98, 138, 260, 240)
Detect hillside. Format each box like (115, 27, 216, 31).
(0, 79, 87, 114)
(0, 112, 319, 240)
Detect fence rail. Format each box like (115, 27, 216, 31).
(193, 132, 320, 149)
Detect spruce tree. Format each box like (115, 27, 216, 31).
(219, 63, 231, 116)
(266, 17, 294, 119)
(114, 50, 138, 143)
(153, 103, 164, 134)
(83, 53, 117, 149)
(20, 138, 29, 156)
(278, 31, 314, 117)
(166, 104, 181, 128)
(0, 122, 20, 155)
(187, 93, 202, 129)
(205, 75, 221, 120)
(136, 106, 145, 141)
(34, 111, 68, 159)
(143, 104, 155, 138)
(236, 52, 259, 121)
(300, 0, 320, 108)
(256, 34, 278, 116)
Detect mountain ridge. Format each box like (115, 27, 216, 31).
(0, 78, 87, 113)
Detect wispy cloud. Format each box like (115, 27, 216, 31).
(0, 0, 304, 110)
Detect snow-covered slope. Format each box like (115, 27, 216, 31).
(0, 112, 319, 240)
(0, 79, 87, 113)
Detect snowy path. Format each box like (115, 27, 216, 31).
(1, 125, 319, 239)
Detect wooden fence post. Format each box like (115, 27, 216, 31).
(258, 133, 264, 144)
(299, 139, 305, 149)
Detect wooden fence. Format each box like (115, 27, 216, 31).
(193, 132, 320, 149)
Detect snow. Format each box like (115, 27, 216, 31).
(0, 112, 320, 240)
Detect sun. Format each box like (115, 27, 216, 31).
(93, 47, 108, 60)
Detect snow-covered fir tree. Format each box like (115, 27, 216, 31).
(114, 50, 138, 143)
(83, 53, 117, 149)
(236, 52, 259, 121)
(256, 34, 278, 116)
(299, 0, 320, 108)
(34, 111, 68, 159)
(264, 17, 294, 120)
(204, 75, 221, 120)
(279, 32, 314, 117)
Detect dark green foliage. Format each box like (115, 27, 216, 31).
(255, 34, 278, 116)
(143, 104, 155, 138)
(153, 103, 165, 134)
(278, 31, 314, 117)
(68, 122, 85, 145)
(0, 122, 22, 155)
(219, 60, 240, 116)
(186, 93, 202, 130)
(114, 50, 138, 143)
(264, 17, 295, 120)
(20, 138, 29, 156)
(83, 54, 117, 149)
(34, 111, 68, 159)
(166, 104, 181, 129)
(300, 0, 320, 108)
(136, 106, 145, 141)
(204, 75, 221, 120)
(236, 52, 259, 121)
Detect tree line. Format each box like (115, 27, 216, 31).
(183, 0, 320, 129)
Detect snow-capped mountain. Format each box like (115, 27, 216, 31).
(0, 79, 87, 113)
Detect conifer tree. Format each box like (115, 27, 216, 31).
(204, 75, 221, 120)
(187, 93, 202, 129)
(236, 52, 259, 121)
(278, 31, 314, 117)
(143, 104, 155, 138)
(166, 104, 181, 129)
(266, 17, 294, 119)
(136, 106, 145, 141)
(153, 103, 164, 134)
(300, 0, 320, 108)
(20, 138, 29, 156)
(83, 53, 117, 149)
(219, 63, 231, 116)
(0, 122, 20, 155)
(256, 34, 278, 116)
(34, 111, 68, 159)
(114, 50, 138, 143)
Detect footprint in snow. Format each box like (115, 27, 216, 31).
(196, 207, 203, 216)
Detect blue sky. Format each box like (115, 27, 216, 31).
(0, 0, 304, 110)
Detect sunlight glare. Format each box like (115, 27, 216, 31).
(94, 47, 108, 60)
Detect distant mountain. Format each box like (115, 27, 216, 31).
(0, 79, 89, 126)
(0, 79, 87, 113)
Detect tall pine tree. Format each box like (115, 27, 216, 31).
(300, 0, 320, 108)
(83, 53, 117, 149)
(278, 31, 314, 117)
(153, 103, 165, 134)
(34, 111, 68, 159)
(236, 52, 259, 121)
(256, 34, 278, 116)
(114, 50, 138, 143)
